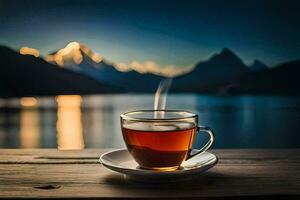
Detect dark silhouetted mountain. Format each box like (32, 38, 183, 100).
(249, 59, 268, 71)
(43, 43, 300, 95)
(47, 42, 164, 92)
(48, 44, 258, 93)
(172, 48, 251, 93)
(0, 46, 121, 97)
(230, 60, 300, 95)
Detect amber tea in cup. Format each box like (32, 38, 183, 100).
(121, 110, 214, 171)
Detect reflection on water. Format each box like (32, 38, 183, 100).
(20, 97, 40, 148)
(0, 94, 300, 149)
(56, 95, 84, 150)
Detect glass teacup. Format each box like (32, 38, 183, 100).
(121, 110, 214, 171)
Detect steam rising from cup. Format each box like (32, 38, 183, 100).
(154, 79, 172, 119)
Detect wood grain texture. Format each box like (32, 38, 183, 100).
(0, 149, 299, 199)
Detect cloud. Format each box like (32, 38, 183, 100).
(19, 47, 40, 58)
(113, 62, 132, 72)
(114, 60, 194, 77)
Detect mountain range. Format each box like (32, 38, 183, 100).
(0, 42, 299, 97)
(46, 42, 164, 92)
(172, 48, 251, 93)
(0, 46, 121, 97)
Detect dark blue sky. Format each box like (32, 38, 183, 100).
(0, 0, 299, 67)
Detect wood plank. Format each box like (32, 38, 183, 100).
(0, 149, 110, 164)
(0, 149, 299, 199)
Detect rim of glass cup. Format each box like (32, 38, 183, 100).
(120, 110, 197, 122)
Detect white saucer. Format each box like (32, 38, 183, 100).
(100, 149, 218, 182)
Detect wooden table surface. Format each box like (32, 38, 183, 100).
(0, 149, 299, 199)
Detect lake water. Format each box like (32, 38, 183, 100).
(0, 94, 299, 149)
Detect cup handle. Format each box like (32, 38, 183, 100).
(186, 126, 215, 160)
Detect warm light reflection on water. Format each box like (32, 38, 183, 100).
(20, 102, 40, 148)
(56, 95, 84, 150)
(0, 95, 299, 149)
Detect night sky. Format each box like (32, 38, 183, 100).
(0, 0, 299, 68)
